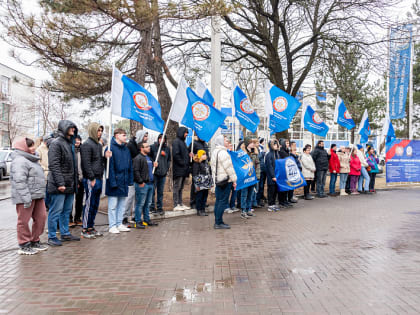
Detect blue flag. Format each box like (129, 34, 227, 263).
(228, 149, 258, 190)
(358, 109, 371, 144)
(383, 116, 396, 146)
(265, 83, 301, 133)
(233, 85, 260, 133)
(275, 157, 307, 191)
(303, 105, 329, 137)
(111, 67, 164, 133)
(316, 91, 327, 102)
(334, 96, 355, 130)
(181, 88, 226, 142)
(185, 128, 193, 147)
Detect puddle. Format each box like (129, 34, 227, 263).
(170, 279, 232, 304)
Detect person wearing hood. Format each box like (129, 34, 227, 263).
(328, 144, 341, 196)
(311, 140, 329, 198)
(70, 135, 83, 226)
(124, 129, 148, 224)
(11, 137, 48, 255)
(47, 120, 80, 246)
(149, 134, 171, 215)
(265, 139, 282, 211)
(356, 145, 371, 194)
(106, 128, 133, 233)
(172, 127, 191, 211)
(238, 137, 257, 219)
(256, 138, 267, 207)
(277, 138, 294, 207)
(80, 123, 110, 238)
(211, 135, 237, 229)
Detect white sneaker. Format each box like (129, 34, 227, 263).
(117, 225, 130, 232)
(109, 226, 120, 234)
(173, 205, 184, 211)
(225, 208, 233, 213)
(231, 207, 240, 212)
(180, 204, 191, 210)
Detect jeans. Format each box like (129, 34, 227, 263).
(196, 189, 209, 211)
(229, 187, 237, 209)
(173, 176, 186, 206)
(329, 173, 338, 193)
(304, 180, 312, 197)
(316, 170, 327, 196)
(251, 183, 258, 206)
(123, 185, 135, 220)
(134, 182, 153, 223)
(358, 167, 370, 192)
(339, 173, 348, 189)
(240, 186, 253, 212)
(214, 183, 232, 225)
(256, 170, 266, 204)
(369, 173, 377, 191)
(48, 193, 74, 239)
(150, 175, 166, 211)
(82, 178, 102, 229)
(108, 196, 127, 228)
(350, 175, 359, 192)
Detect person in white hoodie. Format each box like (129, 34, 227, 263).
(356, 145, 371, 194)
(211, 135, 237, 229)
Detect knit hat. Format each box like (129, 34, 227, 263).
(197, 150, 206, 160)
(357, 144, 362, 150)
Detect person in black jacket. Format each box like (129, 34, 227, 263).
(172, 127, 191, 211)
(192, 150, 212, 216)
(133, 141, 158, 227)
(80, 122, 108, 239)
(47, 120, 80, 246)
(311, 140, 329, 198)
(278, 139, 293, 208)
(188, 136, 209, 209)
(149, 134, 171, 215)
(265, 139, 281, 212)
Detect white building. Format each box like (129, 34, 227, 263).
(0, 63, 36, 147)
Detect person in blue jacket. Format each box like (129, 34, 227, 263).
(265, 139, 282, 212)
(105, 128, 133, 234)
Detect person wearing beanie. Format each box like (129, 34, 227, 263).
(149, 134, 171, 216)
(11, 137, 48, 255)
(328, 143, 341, 196)
(192, 150, 213, 216)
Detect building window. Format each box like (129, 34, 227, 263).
(0, 103, 8, 122)
(0, 76, 9, 98)
(2, 131, 9, 148)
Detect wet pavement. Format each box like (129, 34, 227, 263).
(0, 188, 420, 314)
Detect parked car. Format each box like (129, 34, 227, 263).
(0, 149, 13, 180)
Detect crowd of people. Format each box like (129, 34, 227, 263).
(10, 119, 380, 254)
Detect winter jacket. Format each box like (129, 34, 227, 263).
(47, 120, 78, 194)
(366, 154, 380, 173)
(172, 127, 190, 178)
(300, 153, 316, 180)
(149, 140, 171, 177)
(80, 122, 105, 180)
(265, 140, 280, 186)
(133, 152, 150, 184)
(10, 138, 46, 205)
(258, 146, 266, 172)
(192, 159, 213, 190)
(249, 151, 260, 180)
(188, 138, 210, 161)
(356, 149, 368, 167)
(36, 142, 49, 179)
(105, 137, 133, 197)
(311, 145, 329, 172)
(328, 150, 341, 174)
(278, 139, 290, 159)
(127, 130, 148, 159)
(337, 151, 350, 174)
(290, 152, 302, 171)
(349, 155, 361, 176)
(210, 139, 237, 184)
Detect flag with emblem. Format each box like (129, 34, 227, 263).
(358, 109, 371, 144)
(228, 149, 258, 190)
(275, 157, 306, 191)
(232, 84, 260, 133)
(303, 104, 329, 137)
(111, 67, 164, 133)
(334, 96, 355, 130)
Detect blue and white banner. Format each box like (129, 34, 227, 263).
(171, 77, 226, 142)
(389, 24, 413, 120)
(303, 105, 329, 137)
(232, 84, 260, 133)
(275, 157, 306, 191)
(358, 109, 371, 144)
(265, 82, 301, 132)
(382, 115, 396, 146)
(228, 149, 258, 190)
(386, 140, 420, 183)
(111, 67, 164, 133)
(334, 95, 355, 130)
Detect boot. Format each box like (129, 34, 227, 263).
(198, 209, 207, 216)
(340, 189, 348, 196)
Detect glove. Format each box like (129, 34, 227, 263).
(24, 202, 31, 209)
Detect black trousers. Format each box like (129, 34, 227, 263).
(369, 173, 377, 191)
(287, 190, 294, 201)
(70, 180, 84, 222)
(267, 184, 278, 206)
(304, 180, 312, 197)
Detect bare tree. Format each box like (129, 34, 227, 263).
(37, 88, 69, 136)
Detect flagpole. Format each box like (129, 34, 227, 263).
(106, 65, 116, 179)
(409, 36, 414, 140)
(190, 130, 195, 162)
(152, 105, 174, 174)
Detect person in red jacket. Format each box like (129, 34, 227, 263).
(328, 144, 341, 195)
(349, 148, 361, 195)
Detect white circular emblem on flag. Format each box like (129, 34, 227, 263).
(133, 92, 151, 110)
(240, 98, 254, 114)
(312, 112, 323, 124)
(273, 96, 288, 112)
(285, 158, 301, 183)
(192, 101, 210, 121)
(344, 110, 352, 119)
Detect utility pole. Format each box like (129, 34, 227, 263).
(211, 16, 222, 147)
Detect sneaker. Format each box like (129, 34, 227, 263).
(250, 208, 255, 212)
(253, 204, 262, 209)
(48, 238, 62, 246)
(246, 211, 256, 217)
(109, 226, 120, 234)
(18, 245, 37, 255)
(267, 205, 277, 212)
(135, 223, 145, 229)
(231, 207, 240, 213)
(351, 191, 360, 195)
(225, 208, 233, 213)
(117, 225, 131, 232)
(81, 230, 96, 239)
(90, 229, 103, 237)
(122, 218, 128, 225)
(31, 241, 48, 252)
(173, 205, 184, 211)
(214, 223, 231, 229)
(289, 198, 298, 203)
(144, 221, 158, 226)
(180, 204, 191, 210)
(61, 234, 81, 241)
(157, 209, 165, 215)
(240, 212, 249, 219)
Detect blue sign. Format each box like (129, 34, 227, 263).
(275, 157, 307, 191)
(228, 149, 258, 190)
(386, 140, 420, 183)
(389, 24, 412, 119)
